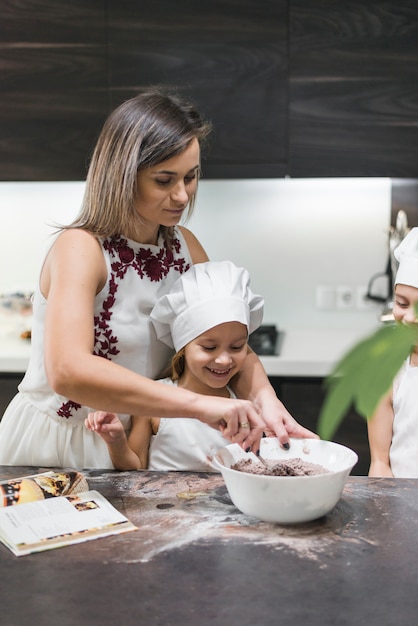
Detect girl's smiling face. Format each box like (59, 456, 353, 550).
(181, 321, 249, 394)
(133, 137, 200, 243)
(393, 283, 418, 324)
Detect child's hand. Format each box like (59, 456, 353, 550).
(85, 411, 126, 444)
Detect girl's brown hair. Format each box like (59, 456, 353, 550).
(169, 348, 186, 381)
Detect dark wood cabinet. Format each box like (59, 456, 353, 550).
(107, 0, 287, 178)
(0, 0, 286, 181)
(288, 0, 418, 177)
(270, 376, 371, 476)
(2, 1, 418, 180)
(0, 0, 108, 181)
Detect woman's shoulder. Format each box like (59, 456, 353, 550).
(49, 228, 104, 268)
(176, 226, 209, 264)
(49, 229, 105, 265)
(41, 229, 106, 296)
(50, 227, 102, 252)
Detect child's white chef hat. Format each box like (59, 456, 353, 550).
(150, 260, 264, 351)
(394, 227, 418, 288)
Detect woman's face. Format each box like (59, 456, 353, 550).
(182, 322, 249, 393)
(393, 283, 418, 324)
(134, 137, 200, 241)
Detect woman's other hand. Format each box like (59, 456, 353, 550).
(254, 388, 319, 449)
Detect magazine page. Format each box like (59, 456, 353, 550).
(0, 489, 137, 556)
(0, 471, 89, 507)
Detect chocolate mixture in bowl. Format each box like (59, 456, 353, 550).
(231, 457, 330, 476)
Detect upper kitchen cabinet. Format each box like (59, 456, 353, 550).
(288, 0, 418, 177)
(107, 0, 288, 178)
(0, 0, 107, 181)
(4, 0, 418, 181)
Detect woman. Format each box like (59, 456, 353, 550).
(0, 86, 316, 469)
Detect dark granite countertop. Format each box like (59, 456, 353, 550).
(0, 466, 417, 626)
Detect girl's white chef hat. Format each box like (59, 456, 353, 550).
(394, 227, 418, 288)
(150, 260, 264, 351)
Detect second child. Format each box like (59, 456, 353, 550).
(368, 227, 418, 477)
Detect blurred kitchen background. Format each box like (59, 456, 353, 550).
(1, 1, 418, 473)
(0, 177, 400, 329)
(2, 176, 418, 332)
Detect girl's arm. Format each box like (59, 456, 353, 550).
(41, 229, 262, 441)
(85, 411, 148, 470)
(84, 411, 146, 471)
(126, 416, 154, 469)
(367, 390, 394, 477)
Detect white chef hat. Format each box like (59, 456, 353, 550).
(394, 227, 418, 288)
(150, 260, 264, 351)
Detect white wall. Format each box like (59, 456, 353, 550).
(189, 178, 391, 331)
(0, 182, 85, 293)
(0, 178, 391, 331)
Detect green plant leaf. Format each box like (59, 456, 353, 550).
(317, 322, 417, 441)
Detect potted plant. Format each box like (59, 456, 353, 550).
(318, 308, 418, 440)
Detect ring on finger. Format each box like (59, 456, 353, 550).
(239, 422, 250, 428)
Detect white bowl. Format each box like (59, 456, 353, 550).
(213, 437, 358, 524)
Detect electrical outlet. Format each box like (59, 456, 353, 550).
(336, 285, 354, 309)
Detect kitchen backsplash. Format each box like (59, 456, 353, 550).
(189, 178, 391, 331)
(0, 178, 391, 332)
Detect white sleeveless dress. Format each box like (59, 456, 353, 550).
(0, 228, 192, 469)
(390, 358, 418, 477)
(148, 378, 232, 472)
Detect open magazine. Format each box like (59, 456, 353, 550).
(0, 470, 137, 557)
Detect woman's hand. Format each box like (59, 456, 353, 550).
(253, 388, 319, 449)
(85, 411, 126, 445)
(194, 390, 317, 454)
(230, 349, 318, 451)
(195, 395, 265, 451)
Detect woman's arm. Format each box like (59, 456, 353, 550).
(41, 229, 262, 441)
(231, 349, 319, 449)
(367, 390, 394, 477)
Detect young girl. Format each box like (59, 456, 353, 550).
(85, 260, 264, 471)
(368, 227, 418, 477)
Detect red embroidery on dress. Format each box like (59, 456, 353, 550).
(96, 235, 188, 357)
(57, 400, 82, 419)
(57, 233, 189, 419)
